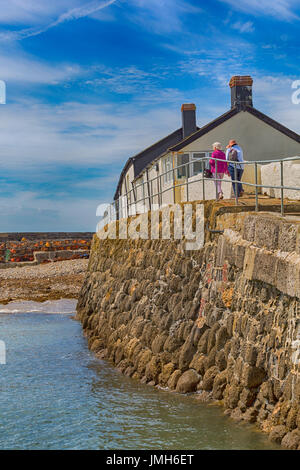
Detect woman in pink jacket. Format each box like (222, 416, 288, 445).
(209, 142, 229, 200)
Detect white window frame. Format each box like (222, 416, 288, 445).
(126, 174, 132, 205)
(177, 153, 190, 178)
(135, 176, 145, 203)
(163, 155, 173, 184)
(190, 152, 212, 176)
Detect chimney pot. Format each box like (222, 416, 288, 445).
(229, 75, 253, 109)
(181, 103, 197, 138)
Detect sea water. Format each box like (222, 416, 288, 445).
(0, 300, 279, 450)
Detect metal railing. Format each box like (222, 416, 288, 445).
(101, 155, 300, 226)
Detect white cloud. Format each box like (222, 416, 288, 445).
(127, 0, 202, 33)
(0, 99, 182, 171)
(0, 48, 83, 84)
(231, 21, 255, 33)
(0, 0, 78, 25)
(219, 0, 299, 21)
(0, 0, 118, 41)
(0, 190, 101, 231)
(253, 75, 300, 131)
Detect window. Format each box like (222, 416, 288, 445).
(136, 176, 145, 202)
(163, 156, 173, 184)
(177, 154, 190, 178)
(126, 175, 131, 205)
(191, 152, 211, 176)
(141, 176, 145, 200)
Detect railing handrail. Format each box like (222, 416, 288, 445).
(100, 154, 300, 225)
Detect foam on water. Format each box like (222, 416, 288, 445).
(0, 299, 77, 315)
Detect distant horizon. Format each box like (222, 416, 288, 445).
(0, 0, 299, 231)
(0, 230, 94, 233)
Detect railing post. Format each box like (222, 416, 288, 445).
(159, 174, 162, 208)
(255, 162, 258, 212)
(280, 160, 284, 216)
(131, 182, 137, 216)
(215, 158, 218, 200)
(234, 162, 238, 205)
(145, 169, 151, 211)
(202, 159, 205, 201)
(115, 200, 118, 221)
(172, 161, 176, 204)
(186, 162, 189, 202)
(151, 180, 153, 207)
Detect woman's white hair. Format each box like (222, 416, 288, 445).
(212, 142, 222, 150)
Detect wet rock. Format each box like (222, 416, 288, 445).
(176, 369, 201, 393)
(215, 350, 227, 371)
(179, 334, 197, 371)
(136, 350, 152, 375)
(206, 345, 217, 369)
(239, 388, 257, 408)
(286, 405, 298, 431)
(230, 408, 243, 423)
(124, 366, 135, 377)
(167, 369, 182, 390)
(202, 366, 219, 392)
(197, 329, 210, 354)
(258, 381, 275, 405)
(224, 384, 242, 409)
(145, 356, 161, 383)
(159, 362, 175, 386)
(242, 365, 266, 389)
(212, 370, 227, 400)
(268, 425, 288, 445)
(281, 430, 300, 450)
(90, 338, 103, 352)
(151, 334, 168, 354)
(243, 407, 258, 423)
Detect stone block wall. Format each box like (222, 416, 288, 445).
(76, 211, 300, 449)
(0, 235, 92, 264)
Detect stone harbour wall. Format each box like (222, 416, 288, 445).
(76, 210, 300, 449)
(0, 235, 92, 265)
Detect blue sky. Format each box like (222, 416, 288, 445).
(0, 0, 299, 231)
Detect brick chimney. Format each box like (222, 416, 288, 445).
(181, 103, 197, 138)
(229, 76, 253, 110)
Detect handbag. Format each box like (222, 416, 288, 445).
(203, 168, 213, 178)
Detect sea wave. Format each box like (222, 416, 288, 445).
(0, 299, 77, 314)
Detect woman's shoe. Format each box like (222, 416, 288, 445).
(218, 192, 224, 200)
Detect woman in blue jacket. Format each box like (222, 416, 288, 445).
(225, 139, 244, 197)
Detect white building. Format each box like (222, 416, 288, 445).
(113, 76, 300, 218)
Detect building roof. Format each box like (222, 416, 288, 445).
(113, 127, 189, 200)
(169, 105, 300, 152)
(114, 103, 300, 200)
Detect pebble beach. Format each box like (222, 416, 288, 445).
(0, 259, 89, 304)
